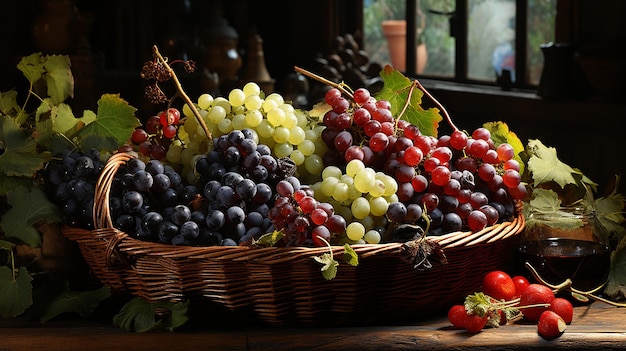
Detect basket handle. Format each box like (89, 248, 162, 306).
(93, 152, 134, 230)
(93, 152, 135, 269)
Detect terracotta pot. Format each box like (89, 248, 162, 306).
(381, 20, 427, 74)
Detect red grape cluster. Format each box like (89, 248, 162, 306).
(269, 178, 348, 247)
(317, 86, 524, 237)
(320, 87, 410, 168)
(130, 107, 181, 160)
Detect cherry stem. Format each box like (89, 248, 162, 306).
(413, 78, 458, 132)
(152, 45, 212, 140)
(294, 66, 354, 100)
(524, 261, 626, 307)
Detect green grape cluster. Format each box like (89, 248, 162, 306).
(309, 159, 398, 244)
(182, 82, 327, 184)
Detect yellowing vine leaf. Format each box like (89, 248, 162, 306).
(0, 115, 52, 177)
(0, 90, 20, 116)
(42, 55, 74, 105)
(376, 65, 443, 137)
(526, 139, 582, 188)
(17, 53, 46, 87)
(16, 53, 73, 105)
(483, 121, 525, 173)
(314, 252, 339, 280)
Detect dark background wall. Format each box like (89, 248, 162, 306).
(1, 0, 625, 194)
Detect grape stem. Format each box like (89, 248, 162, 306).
(525, 261, 626, 307)
(294, 66, 354, 100)
(413, 78, 458, 132)
(152, 45, 212, 140)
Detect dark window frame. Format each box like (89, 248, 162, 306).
(396, 0, 575, 90)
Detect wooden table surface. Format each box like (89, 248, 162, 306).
(1, 301, 624, 351)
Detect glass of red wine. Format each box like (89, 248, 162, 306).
(516, 205, 611, 292)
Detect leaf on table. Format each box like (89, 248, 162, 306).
(525, 139, 584, 188)
(377, 65, 443, 137)
(1, 186, 62, 247)
(40, 283, 111, 322)
(42, 55, 74, 105)
(113, 297, 190, 332)
(17, 53, 46, 87)
(0, 266, 33, 318)
(74, 94, 140, 151)
(0, 115, 52, 177)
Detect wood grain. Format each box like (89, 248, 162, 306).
(1, 302, 624, 351)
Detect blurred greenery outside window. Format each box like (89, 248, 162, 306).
(363, 0, 557, 86)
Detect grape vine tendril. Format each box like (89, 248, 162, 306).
(525, 261, 626, 307)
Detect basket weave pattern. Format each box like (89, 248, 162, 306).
(62, 152, 525, 326)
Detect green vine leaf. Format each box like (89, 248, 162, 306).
(74, 94, 140, 152)
(0, 90, 21, 116)
(113, 297, 190, 332)
(376, 65, 443, 137)
(16, 53, 74, 105)
(17, 53, 47, 87)
(0, 266, 33, 318)
(40, 284, 111, 323)
(313, 252, 339, 280)
(342, 244, 359, 266)
(254, 230, 285, 247)
(0, 176, 33, 197)
(42, 55, 74, 105)
(1, 186, 62, 247)
(605, 235, 626, 301)
(525, 139, 582, 188)
(0, 115, 52, 177)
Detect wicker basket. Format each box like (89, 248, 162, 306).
(62, 152, 525, 326)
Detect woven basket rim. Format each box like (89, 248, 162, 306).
(61, 151, 526, 267)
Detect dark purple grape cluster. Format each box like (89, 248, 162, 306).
(43, 148, 104, 230)
(107, 157, 217, 246)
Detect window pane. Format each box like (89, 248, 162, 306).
(363, 0, 406, 70)
(421, 0, 455, 77)
(363, 0, 454, 77)
(467, 0, 516, 82)
(527, 0, 557, 85)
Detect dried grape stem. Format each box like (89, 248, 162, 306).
(294, 66, 354, 100)
(152, 45, 212, 140)
(413, 78, 458, 132)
